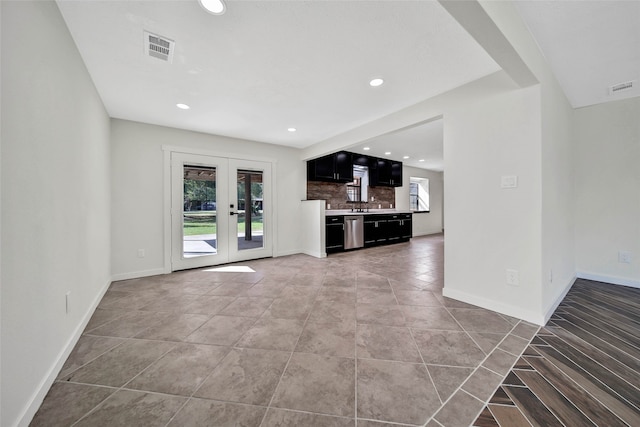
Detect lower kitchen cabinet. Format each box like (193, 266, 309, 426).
(386, 213, 412, 244)
(364, 217, 388, 247)
(326, 216, 344, 253)
(329, 213, 412, 253)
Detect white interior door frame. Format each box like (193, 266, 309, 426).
(228, 159, 273, 263)
(163, 147, 277, 273)
(170, 152, 230, 271)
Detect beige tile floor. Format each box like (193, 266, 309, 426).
(32, 234, 539, 426)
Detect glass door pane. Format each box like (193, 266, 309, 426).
(236, 170, 264, 251)
(183, 165, 217, 258)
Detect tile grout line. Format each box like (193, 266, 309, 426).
(431, 316, 539, 426)
(510, 360, 599, 427)
(388, 274, 446, 426)
(256, 276, 325, 426)
(65, 281, 234, 425)
(70, 340, 179, 427)
(393, 281, 447, 407)
(354, 273, 361, 427)
(162, 285, 271, 427)
(541, 322, 640, 398)
(527, 326, 640, 424)
(556, 302, 640, 353)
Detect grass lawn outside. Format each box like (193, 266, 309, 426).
(183, 212, 263, 236)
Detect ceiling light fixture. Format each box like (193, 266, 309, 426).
(287, 128, 297, 132)
(384, 151, 391, 155)
(363, 147, 370, 151)
(419, 159, 425, 162)
(369, 78, 384, 87)
(403, 156, 410, 159)
(199, 0, 226, 15)
(176, 103, 190, 110)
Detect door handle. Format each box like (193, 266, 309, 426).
(230, 211, 237, 216)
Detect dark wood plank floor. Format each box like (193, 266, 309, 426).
(473, 278, 640, 427)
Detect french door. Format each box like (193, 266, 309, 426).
(171, 152, 272, 271)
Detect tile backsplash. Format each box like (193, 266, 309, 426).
(307, 181, 395, 210)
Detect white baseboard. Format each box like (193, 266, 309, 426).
(17, 278, 111, 427)
(274, 249, 301, 257)
(442, 287, 546, 326)
(301, 250, 327, 259)
(111, 268, 166, 282)
(412, 228, 443, 237)
(443, 275, 576, 327)
(577, 271, 640, 289)
(541, 275, 576, 325)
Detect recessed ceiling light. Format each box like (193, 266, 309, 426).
(199, 0, 226, 15)
(384, 151, 391, 155)
(403, 156, 410, 159)
(287, 128, 296, 132)
(369, 78, 384, 87)
(176, 103, 190, 110)
(419, 159, 425, 162)
(363, 147, 370, 151)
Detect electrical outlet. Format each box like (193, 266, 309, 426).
(501, 175, 518, 189)
(137, 249, 145, 258)
(506, 269, 519, 286)
(65, 291, 71, 314)
(618, 251, 632, 264)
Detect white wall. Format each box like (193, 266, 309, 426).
(395, 166, 444, 236)
(1, 2, 111, 426)
(574, 97, 640, 287)
(443, 86, 544, 323)
(540, 79, 576, 314)
(111, 119, 305, 279)
(479, 0, 577, 320)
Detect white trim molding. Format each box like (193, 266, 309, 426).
(112, 268, 167, 282)
(18, 279, 111, 427)
(577, 271, 640, 289)
(443, 275, 576, 326)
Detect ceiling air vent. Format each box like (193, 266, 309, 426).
(609, 80, 635, 95)
(143, 30, 175, 63)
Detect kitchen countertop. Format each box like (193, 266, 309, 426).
(325, 209, 412, 216)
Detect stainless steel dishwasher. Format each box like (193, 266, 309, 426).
(344, 215, 364, 250)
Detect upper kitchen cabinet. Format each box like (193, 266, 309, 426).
(371, 158, 403, 187)
(307, 151, 353, 183)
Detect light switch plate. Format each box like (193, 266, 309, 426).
(501, 175, 518, 188)
(506, 269, 519, 286)
(618, 251, 632, 263)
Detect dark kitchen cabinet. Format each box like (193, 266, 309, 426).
(399, 213, 412, 240)
(325, 216, 344, 253)
(307, 151, 353, 183)
(386, 213, 412, 243)
(307, 151, 402, 187)
(363, 213, 412, 248)
(371, 158, 403, 187)
(364, 217, 384, 247)
(390, 161, 403, 187)
(352, 154, 372, 168)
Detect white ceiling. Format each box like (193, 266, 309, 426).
(515, 0, 640, 108)
(55, 0, 639, 172)
(350, 119, 444, 171)
(55, 0, 498, 158)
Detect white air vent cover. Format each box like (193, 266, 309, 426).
(609, 80, 635, 95)
(144, 31, 174, 63)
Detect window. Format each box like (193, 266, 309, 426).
(409, 177, 429, 212)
